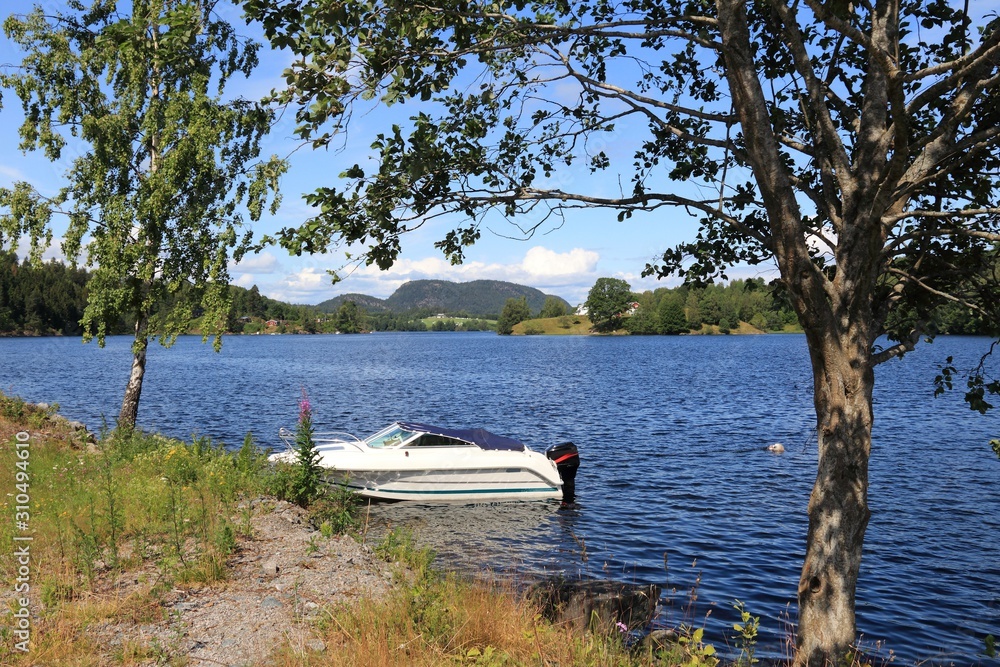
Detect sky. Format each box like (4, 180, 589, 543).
(7, 1, 994, 307)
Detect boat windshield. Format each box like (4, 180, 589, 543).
(365, 425, 418, 449)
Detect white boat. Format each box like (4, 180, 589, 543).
(272, 422, 579, 503)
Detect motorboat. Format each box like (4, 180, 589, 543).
(272, 421, 579, 503)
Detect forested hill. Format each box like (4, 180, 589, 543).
(0, 252, 319, 336)
(315, 279, 571, 317)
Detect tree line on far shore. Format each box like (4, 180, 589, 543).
(2, 252, 992, 339)
(498, 276, 995, 337)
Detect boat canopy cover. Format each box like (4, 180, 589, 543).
(397, 422, 526, 451)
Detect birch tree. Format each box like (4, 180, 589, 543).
(240, 0, 1000, 662)
(0, 0, 285, 428)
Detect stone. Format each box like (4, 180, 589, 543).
(528, 578, 661, 635)
(262, 560, 279, 576)
(260, 596, 283, 609)
(642, 628, 681, 650)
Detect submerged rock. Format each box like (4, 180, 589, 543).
(528, 578, 660, 634)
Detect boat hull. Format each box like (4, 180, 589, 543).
(325, 466, 561, 502)
(274, 441, 562, 502)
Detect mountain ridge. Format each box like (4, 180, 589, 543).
(315, 279, 571, 317)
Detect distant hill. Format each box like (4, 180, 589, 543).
(313, 292, 390, 313)
(315, 279, 571, 317)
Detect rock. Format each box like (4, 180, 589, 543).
(68, 420, 87, 431)
(260, 596, 283, 609)
(306, 639, 326, 652)
(262, 560, 280, 576)
(643, 628, 681, 650)
(528, 578, 661, 634)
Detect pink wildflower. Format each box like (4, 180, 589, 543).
(298, 390, 312, 423)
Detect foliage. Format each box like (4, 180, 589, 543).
(539, 296, 569, 319)
(731, 600, 760, 666)
(333, 300, 366, 333)
(0, 0, 285, 427)
(585, 278, 633, 332)
(291, 393, 323, 507)
(496, 296, 531, 335)
(307, 482, 361, 535)
(659, 298, 689, 336)
(0, 252, 91, 335)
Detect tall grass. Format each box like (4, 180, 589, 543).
(0, 394, 286, 663)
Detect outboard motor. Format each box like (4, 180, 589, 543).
(546, 442, 580, 505)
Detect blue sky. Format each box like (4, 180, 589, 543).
(6, 1, 996, 307)
(0, 0, 746, 307)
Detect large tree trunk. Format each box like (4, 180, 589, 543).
(795, 327, 874, 665)
(118, 313, 149, 430)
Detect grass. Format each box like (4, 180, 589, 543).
(511, 315, 594, 335)
(268, 528, 723, 667)
(0, 392, 296, 664)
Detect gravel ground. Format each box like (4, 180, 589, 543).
(87, 498, 397, 666)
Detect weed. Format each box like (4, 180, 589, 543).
(375, 528, 434, 574)
(732, 599, 760, 666)
(215, 520, 237, 555)
(96, 453, 123, 569)
(291, 392, 323, 506)
(308, 482, 360, 535)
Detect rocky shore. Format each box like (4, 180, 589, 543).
(87, 498, 398, 666)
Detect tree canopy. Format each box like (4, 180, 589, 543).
(585, 277, 633, 332)
(1, 0, 285, 427)
(496, 296, 530, 335)
(246, 0, 1000, 662)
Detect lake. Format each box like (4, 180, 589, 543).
(1, 332, 998, 664)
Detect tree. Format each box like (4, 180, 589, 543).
(334, 300, 365, 333)
(1, 1, 285, 429)
(659, 298, 688, 335)
(684, 291, 703, 331)
(538, 295, 568, 319)
(584, 277, 633, 332)
(624, 305, 659, 334)
(241, 1, 1000, 662)
(496, 296, 530, 335)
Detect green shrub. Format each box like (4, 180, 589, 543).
(307, 482, 360, 535)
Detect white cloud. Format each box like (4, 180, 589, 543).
(521, 246, 599, 277)
(232, 251, 281, 275)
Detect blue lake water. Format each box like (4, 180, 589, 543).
(1, 332, 998, 664)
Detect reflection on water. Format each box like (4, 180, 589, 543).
(362, 500, 589, 578)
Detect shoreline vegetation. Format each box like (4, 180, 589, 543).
(2, 391, 780, 667)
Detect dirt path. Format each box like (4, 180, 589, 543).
(88, 499, 396, 666)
